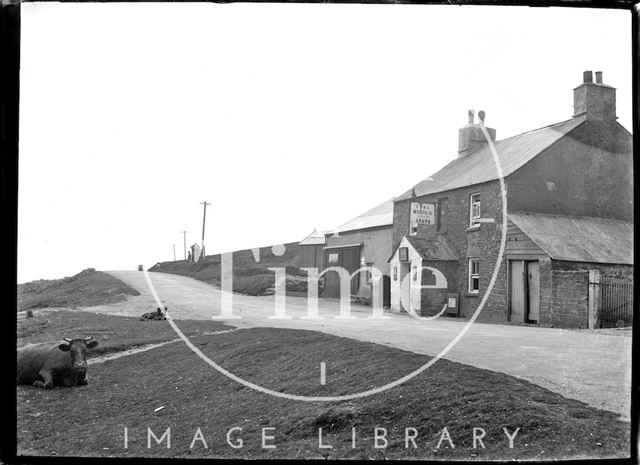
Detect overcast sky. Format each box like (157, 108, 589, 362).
(18, 3, 631, 283)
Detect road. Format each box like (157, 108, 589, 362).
(89, 270, 631, 420)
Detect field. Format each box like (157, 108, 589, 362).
(149, 242, 311, 296)
(17, 268, 140, 312)
(16, 311, 629, 460)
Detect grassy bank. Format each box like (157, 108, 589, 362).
(149, 242, 311, 296)
(17, 324, 629, 460)
(17, 269, 140, 312)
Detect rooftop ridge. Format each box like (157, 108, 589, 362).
(395, 115, 588, 201)
(463, 115, 585, 158)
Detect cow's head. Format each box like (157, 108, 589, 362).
(58, 336, 99, 373)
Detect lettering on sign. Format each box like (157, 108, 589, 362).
(410, 202, 435, 226)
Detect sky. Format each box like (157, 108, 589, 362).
(18, 3, 632, 283)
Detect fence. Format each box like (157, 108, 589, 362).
(589, 271, 633, 328)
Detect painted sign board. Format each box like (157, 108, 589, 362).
(410, 202, 435, 226)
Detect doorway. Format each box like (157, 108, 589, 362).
(323, 246, 361, 298)
(508, 259, 540, 324)
(399, 262, 411, 312)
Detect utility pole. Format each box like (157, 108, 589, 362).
(200, 201, 211, 259)
(172, 244, 176, 261)
(181, 231, 188, 260)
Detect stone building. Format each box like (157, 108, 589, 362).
(389, 71, 633, 328)
(298, 198, 394, 307)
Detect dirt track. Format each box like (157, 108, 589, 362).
(86, 270, 631, 420)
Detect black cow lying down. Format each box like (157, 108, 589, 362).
(17, 336, 99, 388)
(139, 307, 168, 321)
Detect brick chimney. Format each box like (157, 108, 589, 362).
(573, 70, 616, 121)
(458, 109, 496, 157)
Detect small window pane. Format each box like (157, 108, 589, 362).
(469, 259, 480, 293)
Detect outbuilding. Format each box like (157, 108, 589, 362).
(323, 198, 394, 307)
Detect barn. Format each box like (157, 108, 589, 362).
(389, 70, 633, 328)
(297, 229, 326, 270)
(321, 198, 394, 307)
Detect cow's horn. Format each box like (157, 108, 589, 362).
(64, 337, 72, 343)
(85, 336, 93, 341)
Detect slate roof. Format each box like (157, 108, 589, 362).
(298, 229, 326, 246)
(396, 116, 587, 201)
(509, 212, 633, 265)
(405, 236, 459, 261)
(330, 198, 394, 234)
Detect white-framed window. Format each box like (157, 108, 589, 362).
(393, 266, 398, 281)
(468, 259, 480, 293)
(410, 223, 418, 236)
(412, 265, 418, 281)
(469, 193, 481, 226)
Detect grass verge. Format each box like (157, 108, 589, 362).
(148, 242, 311, 296)
(18, 269, 140, 312)
(17, 309, 231, 358)
(17, 324, 629, 460)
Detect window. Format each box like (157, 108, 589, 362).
(468, 259, 480, 293)
(436, 197, 448, 232)
(410, 224, 418, 236)
(469, 193, 481, 226)
(412, 265, 418, 281)
(328, 253, 339, 264)
(399, 247, 409, 261)
(393, 266, 398, 281)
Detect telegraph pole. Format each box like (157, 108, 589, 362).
(172, 244, 176, 261)
(181, 231, 188, 260)
(200, 201, 211, 259)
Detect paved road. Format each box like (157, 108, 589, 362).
(91, 270, 631, 420)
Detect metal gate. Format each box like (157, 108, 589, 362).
(591, 275, 633, 328)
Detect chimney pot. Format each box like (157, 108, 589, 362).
(458, 109, 496, 157)
(573, 70, 616, 120)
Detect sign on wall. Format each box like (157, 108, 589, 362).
(410, 202, 435, 226)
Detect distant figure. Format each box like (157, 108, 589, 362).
(139, 307, 168, 321)
(138, 264, 143, 271)
(187, 251, 192, 261)
(26, 309, 34, 318)
(190, 243, 201, 263)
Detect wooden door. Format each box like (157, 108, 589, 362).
(323, 247, 360, 299)
(526, 261, 540, 322)
(324, 251, 341, 298)
(509, 260, 525, 322)
(341, 247, 361, 295)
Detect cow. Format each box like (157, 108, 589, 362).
(139, 307, 168, 321)
(17, 336, 99, 389)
